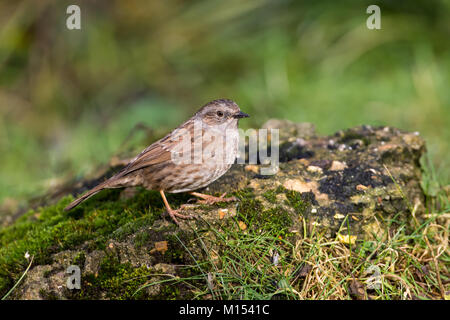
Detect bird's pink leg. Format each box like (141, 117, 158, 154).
(160, 190, 195, 225)
(189, 192, 237, 205)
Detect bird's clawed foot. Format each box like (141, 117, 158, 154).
(190, 192, 237, 205)
(166, 206, 197, 226)
(160, 190, 197, 225)
(160, 190, 236, 226)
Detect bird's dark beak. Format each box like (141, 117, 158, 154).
(233, 111, 249, 119)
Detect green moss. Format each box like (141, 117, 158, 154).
(259, 207, 292, 236)
(165, 233, 191, 264)
(235, 188, 263, 219)
(285, 189, 311, 216)
(0, 181, 231, 299)
(133, 231, 151, 249)
(234, 188, 293, 237)
(0, 188, 167, 297)
(262, 190, 277, 203)
(0, 182, 312, 299)
(159, 283, 180, 300)
(73, 251, 86, 266)
(112, 215, 158, 241)
(74, 252, 194, 300)
(71, 254, 154, 300)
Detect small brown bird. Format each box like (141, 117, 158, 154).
(64, 99, 249, 224)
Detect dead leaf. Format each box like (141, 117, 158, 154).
(348, 278, 366, 300)
(245, 165, 259, 174)
(378, 144, 397, 152)
(421, 265, 430, 276)
(356, 184, 368, 191)
(238, 221, 247, 231)
(337, 233, 357, 245)
(218, 209, 228, 220)
(297, 264, 312, 278)
(206, 272, 215, 291)
(151, 241, 168, 254)
(298, 159, 310, 166)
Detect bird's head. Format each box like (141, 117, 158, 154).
(196, 99, 249, 127)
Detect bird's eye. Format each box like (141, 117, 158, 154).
(217, 111, 224, 117)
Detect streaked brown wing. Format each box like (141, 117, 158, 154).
(115, 120, 195, 178)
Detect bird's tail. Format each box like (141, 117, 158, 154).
(64, 181, 110, 211)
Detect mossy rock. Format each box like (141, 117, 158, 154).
(0, 121, 426, 299)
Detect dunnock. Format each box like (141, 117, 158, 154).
(64, 99, 249, 225)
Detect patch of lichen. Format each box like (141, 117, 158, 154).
(0, 188, 166, 297)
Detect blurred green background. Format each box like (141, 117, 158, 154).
(0, 0, 449, 205)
